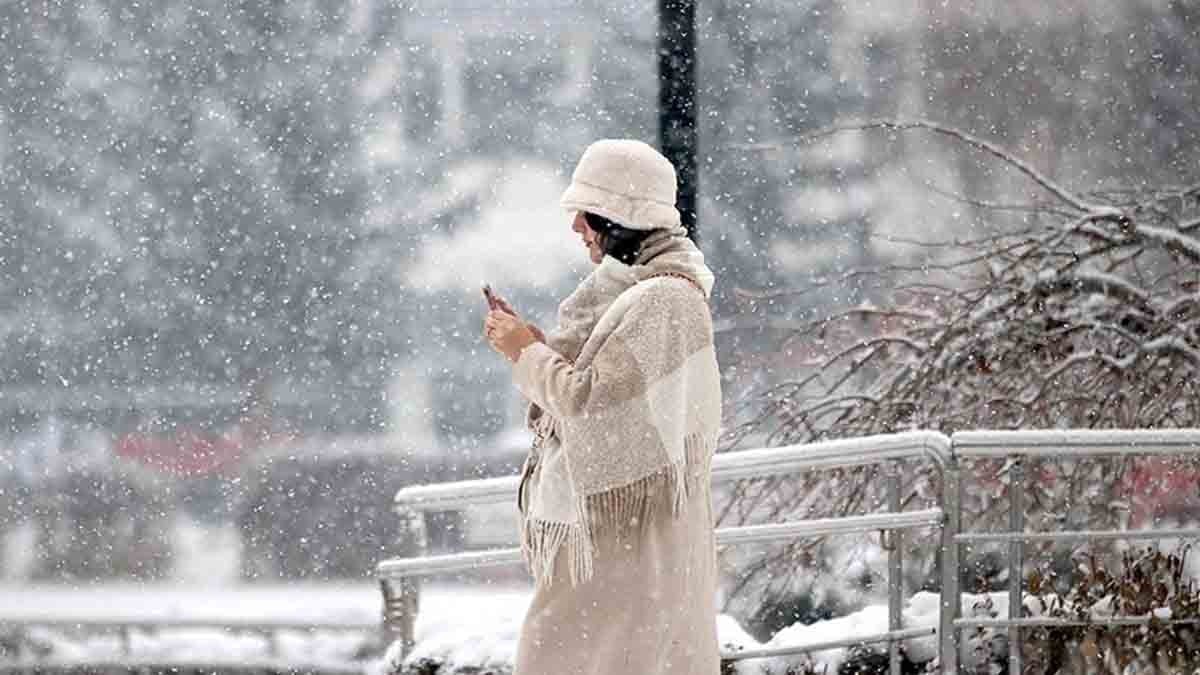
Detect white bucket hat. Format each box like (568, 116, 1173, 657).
(559, 139, 682, 232)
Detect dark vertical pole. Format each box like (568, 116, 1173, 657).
(658, 0, 698, 240)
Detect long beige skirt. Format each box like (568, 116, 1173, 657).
(513, 481, 721, 675)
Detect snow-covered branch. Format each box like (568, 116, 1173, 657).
(719, 126, 1200, 609)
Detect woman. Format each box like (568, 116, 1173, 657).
(484, 139, 722, 675)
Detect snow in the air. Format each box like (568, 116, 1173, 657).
(3, 0, 1199, 673)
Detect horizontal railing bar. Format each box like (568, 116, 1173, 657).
(378, 547, 523, 576)
(392, 429, 1200, 511)
(0, 617, 379, 631)
(953, 429, 1200, 458)
(393, 475, 518, 511)
(711, 431, 949, 480)
(717, 509, 943, 547)
(722, 626, 937, 661)
(956, 527, 1200, 544)
(378, 509, 944, 579)
(956, 616, 1200, 628)
(395, 431, 951, 511)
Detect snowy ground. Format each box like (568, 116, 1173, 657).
(3, 568, 1180, 674)
(0, 578, 1136, 675)
(391, 589, 953, 674)
(1, 515, 533, 671)
(8, 517, 1196, 673)
(2, 575, 946, 674)
(0, 580, 532, 672)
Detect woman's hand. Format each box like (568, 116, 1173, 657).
(486, 310, 538, 362)
(491, 293, 517, 316)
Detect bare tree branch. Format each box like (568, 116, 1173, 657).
(735, 118, 1104, 213)
(917, 176, 1079, 219)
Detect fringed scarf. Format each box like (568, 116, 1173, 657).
(513, 227, 722, 585)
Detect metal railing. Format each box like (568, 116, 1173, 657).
(947, 429, 1200, 674)
(377, 430, 955, 675)
(376, 429, 1200, 673)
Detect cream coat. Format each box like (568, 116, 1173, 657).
(509, 240, 722, 674)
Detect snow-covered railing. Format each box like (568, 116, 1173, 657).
(382, 430, 951, 511)
(947, 429, 1200, 675)
(377, 431, 955, 675)
(376, 429, 1200, 673)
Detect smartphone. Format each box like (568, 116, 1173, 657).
(482, 284, 501, 311)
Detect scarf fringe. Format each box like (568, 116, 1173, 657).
(520, 517, 594, 586)
(520, 431, 716, 587)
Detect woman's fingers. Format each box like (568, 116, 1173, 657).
(488, 310, 518, 329)
(485, 311, 519, 342)
(485, 311, 536, 361)
(495, 296, 517, 316)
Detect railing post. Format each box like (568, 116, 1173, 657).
(886, 460, 903, 675)
(938, 450, 961, 673)
(382, 504, 427, 658)
(265, 629, 280, 658)
(1008, 458, 1024, 675)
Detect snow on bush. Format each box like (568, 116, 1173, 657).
(1019, 547, 1200, 673)
(721, 121, 1200, 624)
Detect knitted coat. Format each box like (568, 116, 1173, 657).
(510, 234, 722, 675)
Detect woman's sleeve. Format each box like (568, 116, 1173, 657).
(510, 331, 645, 421)
(511, 285, 684, 421)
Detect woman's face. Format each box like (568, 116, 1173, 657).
(572, 212, 605, 264)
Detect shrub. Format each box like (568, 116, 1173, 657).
(1021, 547, 1200, 674)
